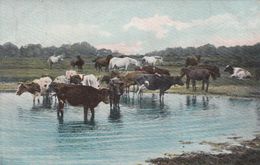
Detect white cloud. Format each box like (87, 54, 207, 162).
(123, 14, 189, 39)
(96, 41, 143, 55)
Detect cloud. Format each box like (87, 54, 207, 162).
(123, 14, 189, 39)
(211, 35, 260, 47)
(96, 41, 143, 55)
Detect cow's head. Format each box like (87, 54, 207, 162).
(109, 78, 124, 96)
(16, 83, 28, 96)
(99, 88, 110, 104)
(224, 65, 234, 74)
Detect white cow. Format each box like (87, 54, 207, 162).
(224, 65, 252, 80)
(81, 74, 100, 89)
(33, 77, 53, 95)
(109, 57, 139, 71)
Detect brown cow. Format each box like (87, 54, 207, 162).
(108, 77, 124, 110)
(16, 82, 41, 103)
(190, 64, 220, 78)
(135, 66, 170, 75)
(49, 82, 110, 121)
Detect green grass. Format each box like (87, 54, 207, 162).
(0, 57, 260, 98)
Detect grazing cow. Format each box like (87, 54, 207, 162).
(185, 55, 201, 67)
(224, 65, 252, 80)
(181, 68, 213, 92)
(108, 77, 125, 110)
(135, 66, 170, 75)
(70, 56, 85, 71)
(16, 82, 41, 103)
(47, 54, 64, 69)
(93, 55, 113, 72)
(109, 57, 139, 71)
(54, 84, 110, 120)
(135, 74, 184, 102)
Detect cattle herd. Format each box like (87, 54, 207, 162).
(16, 54, 253, 121)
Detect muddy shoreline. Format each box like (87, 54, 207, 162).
(147, 136, 260, 165)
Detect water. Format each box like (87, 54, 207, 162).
(0, 92, 260, 165)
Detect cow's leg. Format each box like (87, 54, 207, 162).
(90, 108, 95, 120)
(58, 100, 64, 118)
(84, 106, 88, 121)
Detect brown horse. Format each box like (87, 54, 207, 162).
(181, 67, 214, 92)
(189, 64, 220, 78)
(93, 55, 113, 72)
(70, 56, 85, 71)
(135, 66, 170, 75)
(185, 55, 201, 67)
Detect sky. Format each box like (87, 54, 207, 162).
(0, 0, 260, 54)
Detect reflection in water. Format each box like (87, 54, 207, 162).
(109, 108, 122, 123)
(57, 121, 96, 134)
(31, 97, 53, 110)
(186, 95, 210, 110)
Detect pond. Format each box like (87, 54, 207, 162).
(0, 92, 260, 164)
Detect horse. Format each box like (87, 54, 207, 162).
(224, 65, 252, 80)
(180, 67, 214, 92)
(93, 55, 113, 72)
(109, 57, 139, 71)
(185, 55, 201, 67)
(142, 56, 160, 66)
(70, 56, 85, 71)
(47, 54, 64, 69)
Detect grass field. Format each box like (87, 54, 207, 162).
(0, 57, 259, 98)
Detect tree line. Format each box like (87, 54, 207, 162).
(0, 41, 259, 66)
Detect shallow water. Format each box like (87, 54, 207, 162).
(0, 92, 260, 164)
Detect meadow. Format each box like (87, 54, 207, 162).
(0, 56, 259, 98)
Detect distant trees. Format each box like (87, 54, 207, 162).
(0, 41, 259, 67)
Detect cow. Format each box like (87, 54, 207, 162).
(65, 70, 78, 80)
(53, 84, 110, 121)
(135, 74, 184, 102)
(16, 82, 41, 103)
(53, 75, 69, 84)
(108, 77, 125, 110)
(224, 65, 252, 80)
(16, 76, 52, 103)
(135, 66, 170, 75)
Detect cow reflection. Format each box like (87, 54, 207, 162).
(186, 95, 209, 110)
(109, 107, 122, 123)
(31, 97, 53, 110)
(57, 121, 96, 134)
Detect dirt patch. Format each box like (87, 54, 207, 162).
(147, 136, 260, 165)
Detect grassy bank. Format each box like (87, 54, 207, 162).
(0, 57, 260, 98)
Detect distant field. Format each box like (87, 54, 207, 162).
(0, 56, 259, 98)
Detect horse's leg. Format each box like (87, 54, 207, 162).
(192, 80, 196, 91)
(202, 80, 205, 90)
(206, 80, 209, 92)
(186, 78, 190, 89)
